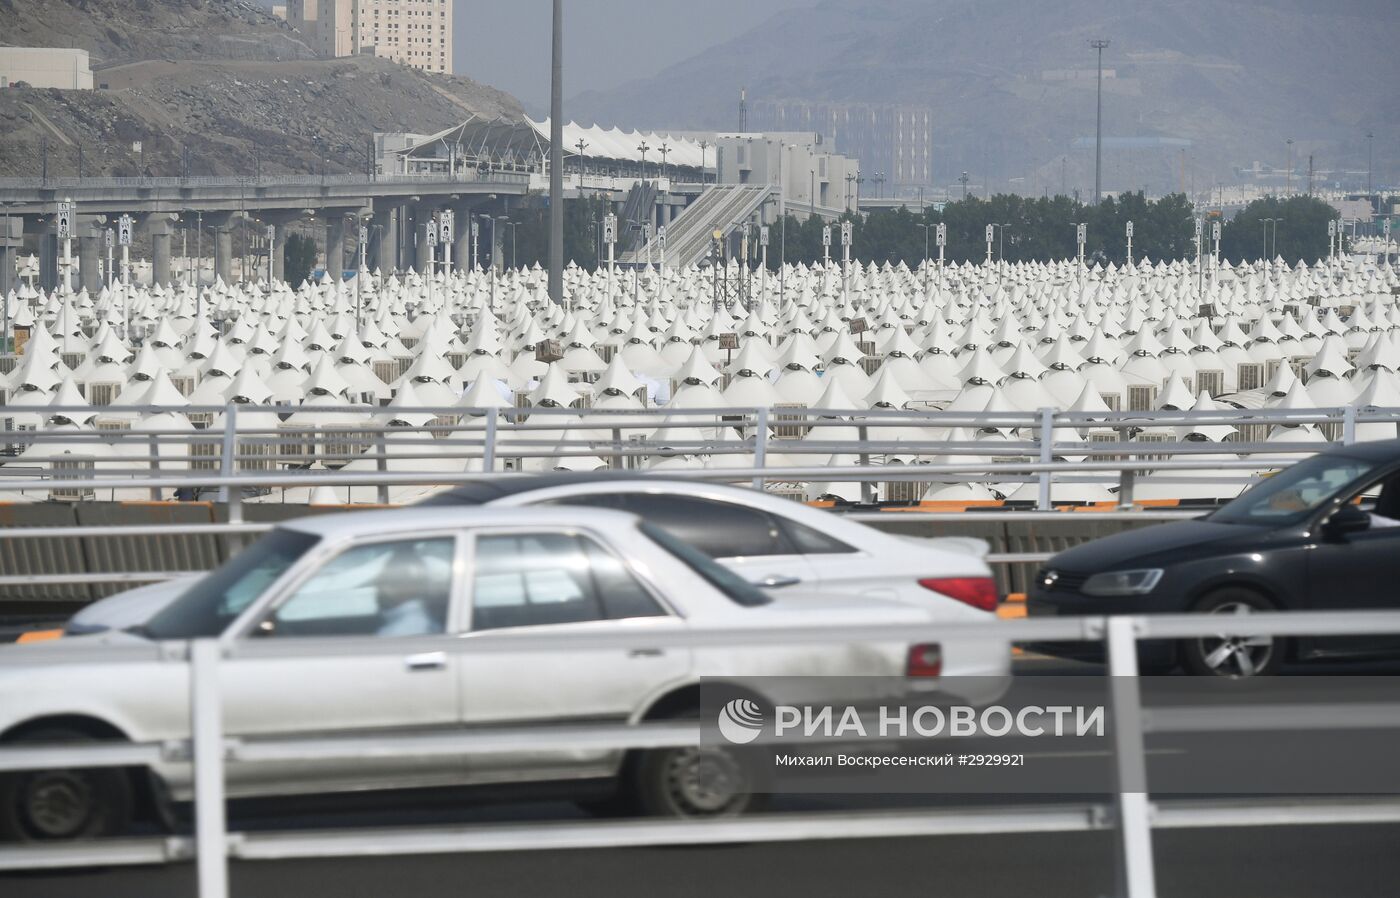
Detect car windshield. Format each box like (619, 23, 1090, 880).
(141, 529, 321, 640)
(639, 522, 771, 607)
(1209, 453, 1379, 525)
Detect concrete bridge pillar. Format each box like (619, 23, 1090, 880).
(1, 215, 24, 300)
(412, 206, 437, 275)
(452, 208, 473, 274)
(369, 204, 399, 274)
(271, 223, 288, 282)
(141, 215, 177, 287)
(78, 219, 104, 295)
(39, 229, 58, 294)
(325, 213, 348, 279)
(206, 213, 236, 285)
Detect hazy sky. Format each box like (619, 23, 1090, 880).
(453, 0, 808, 114)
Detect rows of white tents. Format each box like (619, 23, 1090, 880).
(1, 252, 1398, 505)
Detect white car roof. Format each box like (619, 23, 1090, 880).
(281, 505, 643, 541)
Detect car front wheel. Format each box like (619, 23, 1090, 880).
(1179, 588, 1284, 678)
(0, 728, 133, 841)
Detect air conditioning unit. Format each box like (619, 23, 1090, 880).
(447, 352, 467, 370)
(1264, 358, 1282, 383)
(400, 337, 420, 350)
(60, 352, 85, 370)
(596, 344, 617, 363)
(170, 375, 196, 397)
(321, 426, 371, 469)
(764, 482, 808, 503)
(49, 455, 95, 501)
(428, 415, 459, 439)
(1196, 370, 1225, 398)
(1099, 393, 1122, 412)
(1132, 431, 1173, 462)
(860, 355, 884, 375)
(187, 412, 215, 430)
(1127, 384, 1158, 412)
(856, 340, 876, 357)
(1236, 362, 1265, 392)
(771, 403, 809, 439)
(1288, 357, 1310, 381)
(93, 416, 131, 432)
(86, 382, 121, 407)
(2, 418, 34, 456)
(372, 360, 399, 385)
(277, 426, 316, 464)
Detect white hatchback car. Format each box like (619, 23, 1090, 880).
(2, 506, 964, 841)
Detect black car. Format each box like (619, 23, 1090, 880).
(1028, 438, 1400, 676)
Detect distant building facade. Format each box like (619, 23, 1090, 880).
(751, 98, 932, 191)
(286, 0, 452, 74)
(0, 48, 93, 90)
(713, 132, 859, 214)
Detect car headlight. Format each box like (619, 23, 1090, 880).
(1081, 569, 1163, 597)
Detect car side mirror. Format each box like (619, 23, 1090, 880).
(1324, 504, 1371, 539)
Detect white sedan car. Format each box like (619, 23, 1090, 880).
(1, 506, 962, 841)
(64, 478, 1010, 683)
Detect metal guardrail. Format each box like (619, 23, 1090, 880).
(4, 403, 1386, 513)
(0, 173, 532, 191)
(4, 609, 1400, 898)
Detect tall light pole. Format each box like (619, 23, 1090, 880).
(547, 0, 564, 306)
(1090, 39, 1110, 205)
(659, 143, 670, 182)
(698, 140, 709, 185)
(1285, 138, 1294, 195)
(917, 222, 932, 291)
(959, 170, 970, 199)
(637, 141, 650, 184)
(1367, 131, 1374, 196)
(575, 138, 588, 185)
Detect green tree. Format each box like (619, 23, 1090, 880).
(1220, 195, 1336, 265)
(283, 233, 318, 286)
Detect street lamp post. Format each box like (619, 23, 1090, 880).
(1285, 138, 1294, 195)
(698, 140, 709, 185)
(1090, 39, 1110, 205)
(575, 139, 588, 187)
(959, 171, 970, 199)
(659, 143, 670, 183)
(845, 173, 856, 211)
(917, 222, 932, 292)
(637, 142, 650, 184)
(1367, 131, 1374, 197)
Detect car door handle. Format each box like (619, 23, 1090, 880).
(628, 648, 665, 658)
(755, 574, 802, 588)
(404, 651, 447, 671)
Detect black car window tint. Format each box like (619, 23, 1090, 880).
(550, 493, 794, 557)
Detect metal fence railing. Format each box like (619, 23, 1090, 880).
(4, 609, 1400, 898)
(0, 173, 532, 192)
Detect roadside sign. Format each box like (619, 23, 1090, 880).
(718, 332, 739, 350)
(822, 225, 832, 247)
(118, 215, 133, 246)
(658, 224, 667, 249)
(1195, 218, 1204, 237)
(604, 213, 618, 244)
(104, 228, 114, 247)
(426, 221, 438, 246)
(1077, 223, 1087, 242)
(759, 225, 769, 247)
(266, 224, 275, 241)
(359, 225, 369, 244)
(841, 221, 853, 246)
(1212, 221, 1222, 240)
(438, 212, 453, 243)
(1126, 221, 1134, 238)
(1328, 220, 1337, 237)
(985, 224, 994, 243)
(56, 202, 72, 239)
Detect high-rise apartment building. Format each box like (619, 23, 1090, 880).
(285, 0, 453, 74)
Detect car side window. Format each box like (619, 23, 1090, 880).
(471, 532, 665, 631)
(549, 493, 795, 558)
(778, 517, 857, 554)
(258, 538, 455, 638)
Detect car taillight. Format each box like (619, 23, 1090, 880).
(906, 643, 942, 677)
(918, 577, 998, 613)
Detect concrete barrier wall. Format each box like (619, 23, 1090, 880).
(0, 502, 1177, 622)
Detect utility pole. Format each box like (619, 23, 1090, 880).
(1367, 131, 1374, 197)
(1285, 138, 1294, 195)
(547, 0, 564, 306)
(959, 171, 969, 199)
(1090, 39, 1110, 205)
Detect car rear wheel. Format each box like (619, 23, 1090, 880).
(1179, 589, 1283, 678)
(630, 710, 765, 819)
(0, 728, 133, 841)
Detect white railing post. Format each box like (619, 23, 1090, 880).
(216, 403, 236, 504)
(752, 406, 769, 491)
(1106, 616, 1157, 898)
(482, 413, 497, 472)
(1342, 404, 1357, 445)
(1037, 406, 1054, 511)
(858, 423, 873, 504)
(190, 639, 229, 898)
(148, 433, 161, 502)
(375, 430, 390, 505)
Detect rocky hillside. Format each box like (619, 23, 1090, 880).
(0, 0, 524, 177)
(0, 0, 314, 64)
